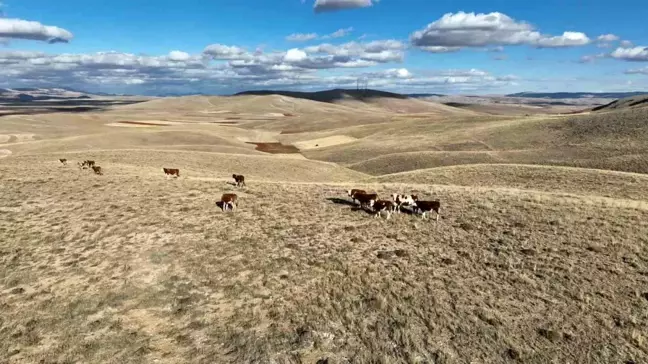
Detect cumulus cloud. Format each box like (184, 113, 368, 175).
(314, 0, 376, 13)
(410, 12, 590, 52)
(0, 18, 73, 43)
(578, 53, 606, 63)
(597, 34, 620, 42)
(0, 45, 521, 95)
(620, 40, 634, 48)
(610, 46, 648, 61)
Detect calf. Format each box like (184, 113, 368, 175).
(232, 174, 246, 187)
(413, 200, 441, 221)
(391, 194, 417, 213)
(353, 192, 377, 209)
(220, 193, 238, 212)
(163, 168, 180, 177)
(347, 189, 367, 205)
(59, 158, 67, 165)
(91, 166, 103, 175)
(370, 199, 395, 219)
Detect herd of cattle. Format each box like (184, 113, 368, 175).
(58, 158, 440, 221)
(347, 189, 441, 221)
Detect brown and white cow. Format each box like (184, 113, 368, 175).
(347, 189, 367, 205)
(78, 160, 95, 169)
(91, 166, 103, 175)
(370, 199, 395, 219)
(163, 168, 180, 178)
(232, 174, 246, 187)
(220, 193, 238, 212)
(59, 158, 67, 165)
(413, 200, 441, 221)
(391, 193, 417, 213)
(353, 192, 377, 209)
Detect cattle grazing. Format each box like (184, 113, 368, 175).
(413, 200, 441, 221)
(353, 192, 378, 209)
(370, 199, 395, 219)
(163, 168, 180, 178)
(391, 194, 417, 213)
(59, 158, 67, 165)
(79, 160, 95, 169)
(91, 166, 103, 175)
(347, 189, 367, 204)
(220, 193, 238, 212)
(232, 174, 246, 187)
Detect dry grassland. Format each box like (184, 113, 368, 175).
(2, 95, 648, 363)
(1, 160, 648, 363)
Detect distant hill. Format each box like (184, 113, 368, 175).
(234, 88, 409, 103)
(507, 91, 648, 99)
(0, 87, 108, 103)
(591, 94, 648, 112)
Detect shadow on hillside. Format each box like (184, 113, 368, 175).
(326, 197, 355, 206)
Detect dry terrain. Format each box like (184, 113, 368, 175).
(1, 93, 648, 363)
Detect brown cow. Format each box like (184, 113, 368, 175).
(91, 166, 103, 175)
(232, 174, 246, 187)
(59, 158, 67, 165)
(370, 199, 395, 219)
(353, 192, 377, 209)
(413, 200, 441, 221)
(163, 168, 180, 177)
(347, 189, 367, 205)
(220, 193, 238, 212)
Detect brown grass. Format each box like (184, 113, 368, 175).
(1, 160, 647, 363)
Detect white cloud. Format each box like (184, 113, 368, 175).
(410, 12, 590, 52)
(578, 53, 606, 63)
(0, 46, 524, 95)
(610, 46, 648, 61)
(620, 40, 634, 48)
(287, 28, 354, 42)
(624, 67, 648, 75)
(314, 0, 375, 13)
(286, 33, 318, 42)
(284, 48, 308, 62)
(0, 18, 73, 43)
(305, 40, 405, 62)
(419, 46, 461, 53)
(168, 51, 190, 62)
(203, 44, 249, 60)
(324, 27, 354, 39)
(597, 34, 619, 42)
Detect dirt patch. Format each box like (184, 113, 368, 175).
(245, 142, 300, 154)
(118, 121, 170, 126)
(293, 135, 358, 150)
(280, 130, 300, 135)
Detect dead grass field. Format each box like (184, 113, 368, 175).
(2, 94, 648, 363)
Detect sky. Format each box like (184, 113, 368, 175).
(1, 0, 647, 95)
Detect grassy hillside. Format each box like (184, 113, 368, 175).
(1, 159, 647, 363)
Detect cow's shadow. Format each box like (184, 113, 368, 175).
(327, 197, 374, 215)
(326, 197, 355, 206)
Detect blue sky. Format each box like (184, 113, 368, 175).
(1, 0, 647, 95)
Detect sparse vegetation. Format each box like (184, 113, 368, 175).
(1, 94, 648, 363)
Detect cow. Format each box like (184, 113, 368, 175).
(79, 160, 95, 169)
(413, 200, 441, 221)
(370, 199, 395, 219)
(353, 192, 378, 209)
(232, 174, 246, 187)
(163, 168, 180, 178)
(347, 189, 367, 205)
(59, 158, 67, 165)
(391, 194, 417, 213)
(220, 193, 238, 212)
(91, 166, 103, 175)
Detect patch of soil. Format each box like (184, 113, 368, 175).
(245, 142, 300, 154)
(280, 130, 301, 135)
(118, 121, 169, 126)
